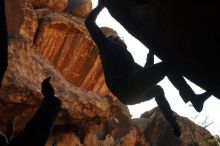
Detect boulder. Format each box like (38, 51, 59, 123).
(1, 0, 217, 145)
(133, 107, 218, 146)
(65, 0, 92, 18)
(5, 0, 38, 42)
(34, 9, 112, 96)
(105, 1, 220, 98)
(0, 38, 146, 145)
(31, 0, 68, 11)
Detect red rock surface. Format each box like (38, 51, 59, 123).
(34, 8, 112, 96)
(0, 38, 146, 146)
(0, 0, 216, 145)
(65, 0, 92, 18)
(133, 107, 217, 146)
(31, 0, 68, 11)
(5, 0, 38, 42)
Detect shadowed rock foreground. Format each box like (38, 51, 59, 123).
(0, 0, 217, 145)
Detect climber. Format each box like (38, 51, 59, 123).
(85, 0, 212, 113)
(85, 0, 183, 136)
(0, 0, 8, 86)
(0, 77, 61, 146)
(85, 0, 212, 136)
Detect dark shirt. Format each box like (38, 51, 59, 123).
(98, 38, 138, 90)
(85, 6, 139, 90)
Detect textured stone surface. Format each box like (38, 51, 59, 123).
(133, 107, 216, 146)
(31, 0, 68, 11)
(5, 0, 38, 42)
(46, 132, 82, 146)
(65, 0, 92, 18)
(1, 38, 110, 129)
(2, 0, 216, 145)
(34, 9, 112, 97)
(0, 38, 146, 145)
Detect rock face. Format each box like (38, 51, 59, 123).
(133, 107, 217, 146)
(1, 0, 216, 145)
(31, 0, 68, 11)
(34, 8, 112, 96)
(65, 0, 92, 18)
(105, 1, 220, 98)
(5, 0, 38, 42)
(1, 38, 146, 146)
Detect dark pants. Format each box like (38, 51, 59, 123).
(111, 62, 167, 104)
(110, 62, 181, 136)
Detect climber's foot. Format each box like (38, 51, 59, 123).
(191, 91, 212, 112)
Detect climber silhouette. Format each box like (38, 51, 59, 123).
(86, 0, 212, 112)
(0, 0, 8, 86)
(0, 77, 61, 146)
(85, 0, 182, 136)
(85, 0, 212, 136)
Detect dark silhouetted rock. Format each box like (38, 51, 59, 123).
(133, 107, 216, 146)
(31, 0, 68, 11)
(1, 1, 216, 145)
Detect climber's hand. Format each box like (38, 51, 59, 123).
(98, 0, 108, 8)
(41, 77, 55, 98)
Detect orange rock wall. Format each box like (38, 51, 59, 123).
(5, 0, 38, 42)
(1, 0, 216, 145)
(31, 0, 68, 11)
(34, 9, 111, 96)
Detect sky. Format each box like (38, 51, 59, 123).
(91, 0, 220, 136)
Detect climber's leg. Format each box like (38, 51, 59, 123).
(111, 62, 166, 104)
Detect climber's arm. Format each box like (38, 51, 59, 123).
(144, 50, 154, 68)
(85, 0, 111, 49)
